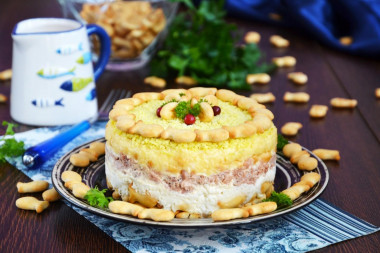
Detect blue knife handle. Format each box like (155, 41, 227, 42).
(22, 120, 91, 169)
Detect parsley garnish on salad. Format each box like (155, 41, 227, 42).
(277, 134, 289, 151)
(84, 186, 113, 208)
(263, 191, 292, 209)
(174, 100, 203, 119)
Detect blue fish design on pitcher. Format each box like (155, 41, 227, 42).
(86, 88, 97, 101)
(76, 52, 92, 64)
(60, 77, 93, 92)
(56, 42, 83, 55)
(32, 98, 64, 108)
(37, 66, 75, 79)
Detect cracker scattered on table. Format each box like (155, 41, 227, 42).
(283, 92, 310, 103)
(288, 72, 308, 85)
(281, 122, 303, 136)
(244, 31, 261, 44)
(330, 97, 357, 108)
(309, 105, 328, 118)
(272, 56, 296, 67)
(246, 73, 271, 85)
(270, 35, 289, 48)
(0, 94, 7, 103)
(15, 197, 49, 213)
(0, 69, 12, 81)
(339, 36, 353, 46)
(17, 181, 49, 193)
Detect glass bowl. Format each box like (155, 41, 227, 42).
(59, 0, 178, 70)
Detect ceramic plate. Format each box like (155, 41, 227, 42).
(52, 138, 329, 227)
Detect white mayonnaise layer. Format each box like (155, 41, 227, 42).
(105, 156, 276, 215)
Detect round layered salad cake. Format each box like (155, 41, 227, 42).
(105, 88, 277, 216)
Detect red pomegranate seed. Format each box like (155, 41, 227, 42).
(212, 106, 221, 116)
(156, 107, 162, 117)
(184, 114, 196, 125)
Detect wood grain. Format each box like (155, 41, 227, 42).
(322, 48, 380, 142)
(0, 1, 379, 252)
(0, 163, 129, 253)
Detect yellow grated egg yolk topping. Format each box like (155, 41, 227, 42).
(130, 99, 252, 130)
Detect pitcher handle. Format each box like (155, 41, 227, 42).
(86, 24, 111, 81)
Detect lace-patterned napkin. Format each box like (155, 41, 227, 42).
(7, 122, 379, 253)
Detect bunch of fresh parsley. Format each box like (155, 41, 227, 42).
(84, 186, 113, 208)
(150, 0, 275, 90)
(0, 121, 25, 163)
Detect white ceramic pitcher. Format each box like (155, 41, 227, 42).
(11, 18, 110, 126)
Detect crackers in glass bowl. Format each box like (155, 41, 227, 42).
(62, 0, 178, 70)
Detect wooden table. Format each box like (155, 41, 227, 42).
(0, 0, 379, 252)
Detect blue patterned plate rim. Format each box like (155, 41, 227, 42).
(52, 138, 329, 227)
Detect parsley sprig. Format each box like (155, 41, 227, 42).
(160, 98, 208, 120)
(84, 186, 113, 208)
(175, 100, 201, 119)
(0, 121, 25, 163)
(277, 134, 289, 151)
(159, 99, 178, 108)
(263, 191, 292, 209)
(151, 0, 275, 89)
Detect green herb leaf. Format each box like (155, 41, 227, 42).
(0, 121, 25, 164)
(160, 98, 209, 121)
(277, 134, 289, 151)
(263, 191, 292, 209)
(168, 55, 189, 76)
(188, 102, 201, 117)
(170, 0, 195, 10)
(160, 99, 178, 108)
(175, 101, 190, 119)
(151, 0, 275, 89)
(84, 186, 113, 208)
(3, 121, 16, 135)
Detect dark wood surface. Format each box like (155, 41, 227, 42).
(0, 0, 379, 252)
